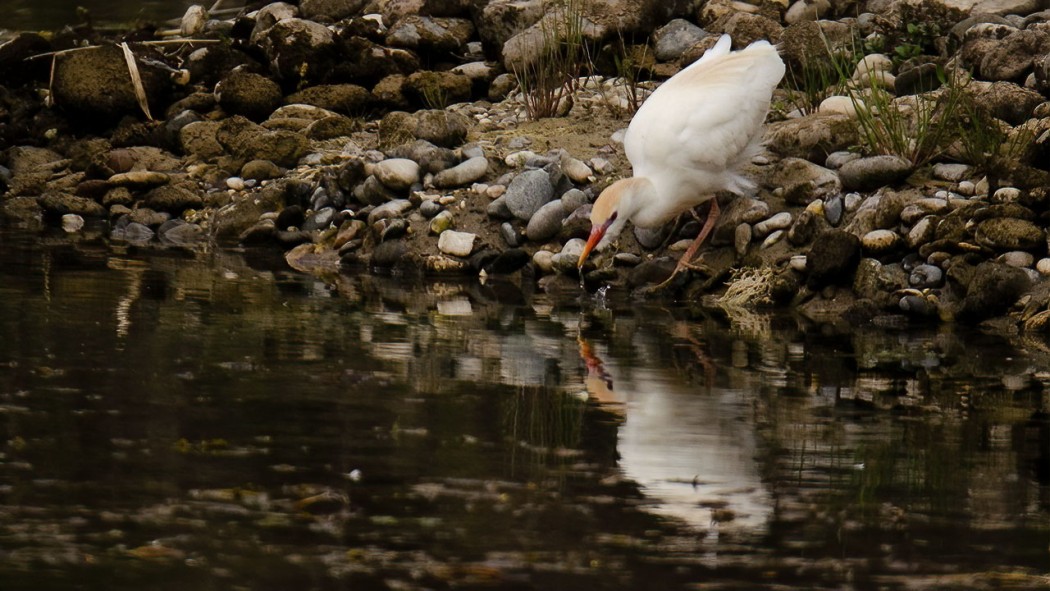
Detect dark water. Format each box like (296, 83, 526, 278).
(0, 226, 1047, 590)
(2, 1, 216, 31)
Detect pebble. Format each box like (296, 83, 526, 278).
(861, 229, 900, 254)
(302, 207, 335, 231)
(355, 176, 396, 205)
(433, 156, 489, 188)
(485, 184, 506, 199)
(761, 229, 784, 249)
(787, 210, 817, 245)
(242, 159, 282, 181)
(740, 199, 771, 223)
(1037, 258, 1050, 276)
(561, 188, 589, 212)
(377, 218, 408, 241)
(785, 0, 831, 23)
(909, 264, 943, 288)
(504, 150, 538, 167)
(310, 187, 330, 211)
(430, 210, 454, 234)
(818, 96, 859, 117)
(853, 53, 893, 78)
(956, 180, 976, 196)
(276, 205, 304, 230)
(526, 199, 567, 242)
(667, 238, 693, 252)
(844, 192, 863, 212)
(373, 158, 420, 192)
(734, 223, 752, 256)
(61, 213, 84, 233)
(753, 212, 792, 238)
(824, 195, 844, 226)
(906, 216, 937, 248)
(367, 199, 413, 224)
(551, 250, 582, 273)
(589, 157, 613, 174)
(992, 187, 1021, 203)
(932, 163, 973, 182)
(900, 294, 937, 316)
(560, 154, 593, 183)
(532, 249, 554, 273)
(559, 238, 585, 259)
(789, 255, 807, 272)
(437, 230, 476, 257)
(109, 170, 170, 188)
(486, 196, 513, 219)
(504, 169, 553, 221)
(838, 155, 912, 191)
(825, 151, 861, 170)
(226, 176, 245, 191)
(333, 220, 364, 249)
(500, 222, 521, 247)
(653, 18, 710, 60)
(128, 208, 169, 227)
(419, 199, 443, 218)
(999, 251, 1034, 268)
(613, 252, 641, 266)
(635, 224, 671, 248)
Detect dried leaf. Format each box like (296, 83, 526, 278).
(120, 42, 153, 121)
(45, 55, 56, 108)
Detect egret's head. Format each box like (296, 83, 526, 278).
(577, 179, 636, 269)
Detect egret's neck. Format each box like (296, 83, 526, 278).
(616, 177, 660, 228)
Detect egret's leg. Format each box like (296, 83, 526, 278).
(654, 198, 720, 289)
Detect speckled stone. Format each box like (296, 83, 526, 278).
(975, 218, 1045, 250)
(504, 169, 553, 221)
(861, 229, 900, 254)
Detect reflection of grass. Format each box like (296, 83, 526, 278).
(848, 422, 968, 516)
(504, 386, 585, 476)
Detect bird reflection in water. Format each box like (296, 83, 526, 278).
(577, 332, 623, 413)
(575, 322, 771, 535)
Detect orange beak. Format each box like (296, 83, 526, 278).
(577, 223, 606, 269)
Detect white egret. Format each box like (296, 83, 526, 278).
(577, 35, 785, 282)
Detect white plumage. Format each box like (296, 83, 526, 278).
(578, 35, 785, 272)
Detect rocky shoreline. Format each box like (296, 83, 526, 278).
(2, 0, 1050, 329)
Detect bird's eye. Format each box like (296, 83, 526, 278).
(609, 211, 618, 222)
